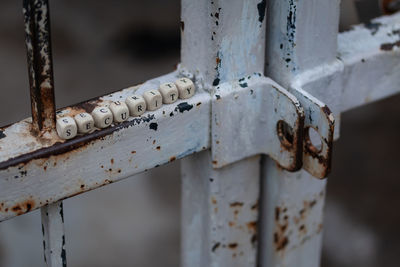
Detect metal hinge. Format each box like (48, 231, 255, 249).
(211, 73, 334, 179)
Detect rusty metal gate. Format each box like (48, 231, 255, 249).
(0, 0, 400, 266)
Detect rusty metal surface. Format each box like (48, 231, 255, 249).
(41, 201, 67, 267)
(23, 0, 56, 134)
(0, 71, 211, 222)
(211, 74, 304, 171)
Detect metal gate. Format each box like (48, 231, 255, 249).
(0, 0, 399, 266)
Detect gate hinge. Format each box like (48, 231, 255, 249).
(211, 73, 335, 179)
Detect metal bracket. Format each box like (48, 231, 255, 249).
(211, 74, 335, 179)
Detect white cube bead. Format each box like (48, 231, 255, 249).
(175, 78, 195, 99)
(143, 90, 162, 111)
(56, 116, 77, 140)
(92, 107, 113, 128)
(74, 112, 94, 134)
(159, 82, 179, 104)
(110, 101, 129, 122)
(125, 95, 146, 116)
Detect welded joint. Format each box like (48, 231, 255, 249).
(211, 73, 336, 179)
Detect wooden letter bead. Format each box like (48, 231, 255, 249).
(74, 112, 94, 134)
(56, 116, 77, 140)
(125, 95, 146, 116)
(110, 101, 129, 122)
(92, 107, 113, 128)
(143, 90, 162, 111)
(175, 78, 195, 99)
(159, 82, 179, 104)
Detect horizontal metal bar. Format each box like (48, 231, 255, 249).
(0, 71, 210, 222)
(339, 12, 400, 112)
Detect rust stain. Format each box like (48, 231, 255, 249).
(10, 199, 36, 215)
(72, 97, 103, 114)
(230, 202, 243, 207)
(110, 158, 114, 164)
(303, 105, 334, 178)
(211, 196, 217, 205)
(228, 243, 238, 249)
(170, 156, 176, 162)
(131, 151, 136, 154)
(274, 205, 289, 251)
(381, 40, 400, 51)
(317, 223, 323, 234)
(104, 179, 113, 184)
(299, 224, 307, 235)
(229, 221, 235, 227)
(247, 221, 257, 232)
(156, 146, 161, 150)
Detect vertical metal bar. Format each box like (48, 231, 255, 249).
(23, 0, 56, 134)
(260, 0, 341, 266)
(23, 1, 65, 265)
(41, 201, 67, 267)
(180, 0, 266, 266)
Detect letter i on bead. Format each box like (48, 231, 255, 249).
(143, 90, 162, 111)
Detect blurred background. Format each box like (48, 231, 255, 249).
(0, 0, 399, 266)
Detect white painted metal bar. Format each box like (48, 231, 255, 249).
(260, 0, 340, 266)
(41, 201, 67, 267)
(181, 153, 260, 267)
(0, 13, 399, 222)
(339, 12, 400, 112)
(180, 0, 266, 266)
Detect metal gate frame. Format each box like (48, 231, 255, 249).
(0, 0, 399, 266)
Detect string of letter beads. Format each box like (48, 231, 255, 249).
(56, 77, 195, 139)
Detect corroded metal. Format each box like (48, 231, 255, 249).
(0, 71, 211, 222)
(23, 0, 56, 134)
(41, 201, 67, 267)
(212, 74, 304, 171)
